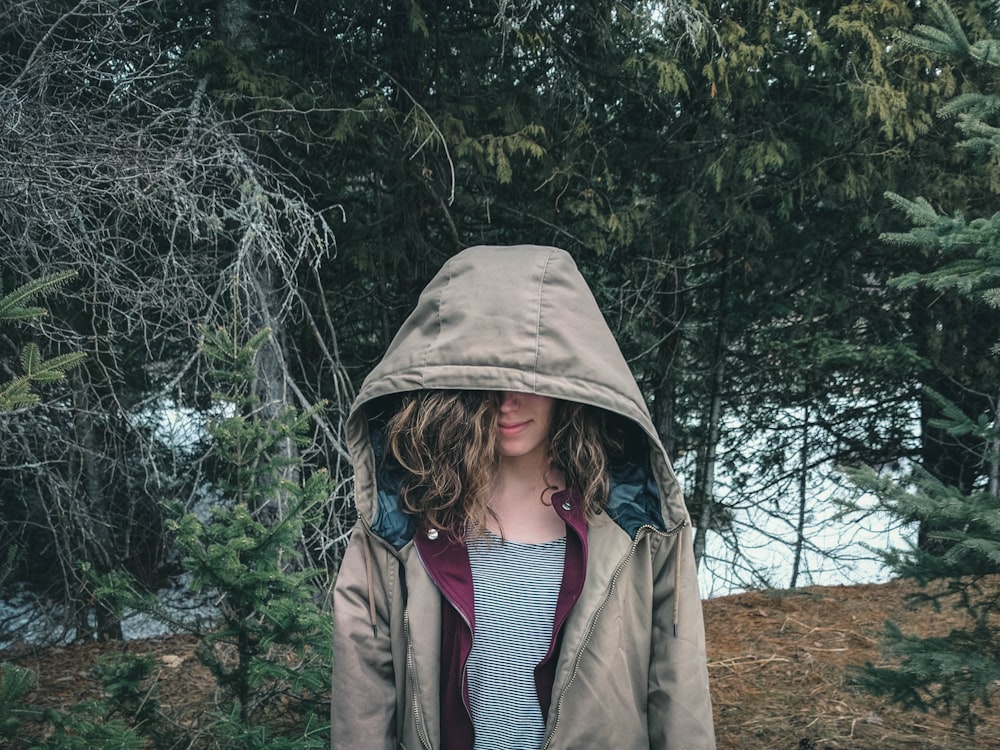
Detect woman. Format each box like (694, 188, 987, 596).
(331, 245, 716, 750)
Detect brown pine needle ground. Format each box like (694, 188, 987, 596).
(4, 576, 1000, 748)
(706, 577, 1000, 749)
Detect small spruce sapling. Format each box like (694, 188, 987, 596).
(167, 324, 333, 740)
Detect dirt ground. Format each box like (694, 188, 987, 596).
(4, 577, 1000, 749)
(705, 577, 1000, 749)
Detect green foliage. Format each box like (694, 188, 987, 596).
(0, 661, 148, 750)
(86, 567, 152, 634)
(0, 271, 76, 323)
(24, 321, 333, 749)
(201, 325, 272, 392)
(208, 704, 330, 750)
(0, 271, 86, 410)
(0, 663, 35, 741)
(849, 0, 1000, 732)
(846, 464, 1000, 582)
(166, 324, 333, 737)
(895, 1, 972, 57)
(896, 0, 1000, 163)
(32, 707, 147, 750)
(1, 587, 159, 747)
(855, 615, 1000, 733)
(847, 425, 1000, 730)
(66, 323, 334, 748)
(0, 621, 159, 749)
(883, 192, 1000, 319)
(895, 0, 1000, 71)
(7, 0, 1000, 728)
(453, 125, 548, 185)
(92, 654, 159, 728)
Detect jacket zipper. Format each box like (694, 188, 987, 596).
(403, 608, 433, 750)
(541, 520, 686, 750)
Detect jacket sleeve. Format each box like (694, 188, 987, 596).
(331, 522, 398, 750)
(648, 523, 717, 749)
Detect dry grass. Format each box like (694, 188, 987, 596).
(5, 577, 1000, 748)
(706, 577, 1000, 749)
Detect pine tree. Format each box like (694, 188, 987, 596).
(6, 322, 333, 748)
(846, 0, 1000, 732)
(165, 323, 333, 745)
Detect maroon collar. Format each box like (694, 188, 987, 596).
(414, 487, 588, 612)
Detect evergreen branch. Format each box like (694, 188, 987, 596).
(0, 305, 47, 322)
(955, 113, 1000, 158)
(882, 192, 939, 225)
(0, 270, 77, 322)
(19, 343, 40, 376)
(0, 377, 38, 410)
(970, 39, 1000, 68)
(926, 0, 971, 55)
(16, 344, 87, 385)
(958, 136, 1000, 157)
(26, 351, 88, 383)
(937, 93, 1000, 120)
(882, 189, 1000, 304)
(948, 537, 1000, 567)
(2, 276, 87, 408)
(895, 24, 964, 57)
(923, 385, 997, 440)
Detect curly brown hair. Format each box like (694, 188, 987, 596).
(384, 390, 622, 539)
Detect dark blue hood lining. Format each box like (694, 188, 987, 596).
(605, 461, 667, 537)
(368, 425, 419, 550)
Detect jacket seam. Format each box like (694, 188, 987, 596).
(531, 250, 556, 389)
(422, 262, 452, 388)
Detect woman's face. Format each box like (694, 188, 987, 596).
(497, 391, 556, 459)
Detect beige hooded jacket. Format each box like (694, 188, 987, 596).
(331, 245, 716, 749)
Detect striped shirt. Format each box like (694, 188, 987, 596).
(466, 533, 566, 750)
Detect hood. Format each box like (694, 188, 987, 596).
(346, 244, 690, 547)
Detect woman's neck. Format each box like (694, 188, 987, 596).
(487, 456, 566, 543)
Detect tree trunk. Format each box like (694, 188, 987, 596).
(692, 253, 731, 569)
(692, 339, 725, 568)
(989, 387, 999, 498)
(790, 405, 809, 589)
(214, 0, 299, 524)
(652, 249, 686, 460)
(73, 372, 123, 641)
(912, 289, 994, 551)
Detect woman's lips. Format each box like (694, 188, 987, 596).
(499, 421, 529, 437)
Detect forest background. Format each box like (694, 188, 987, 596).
(1, 0, 999, 746)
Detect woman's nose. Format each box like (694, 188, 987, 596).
(500, 391, 519, 411)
